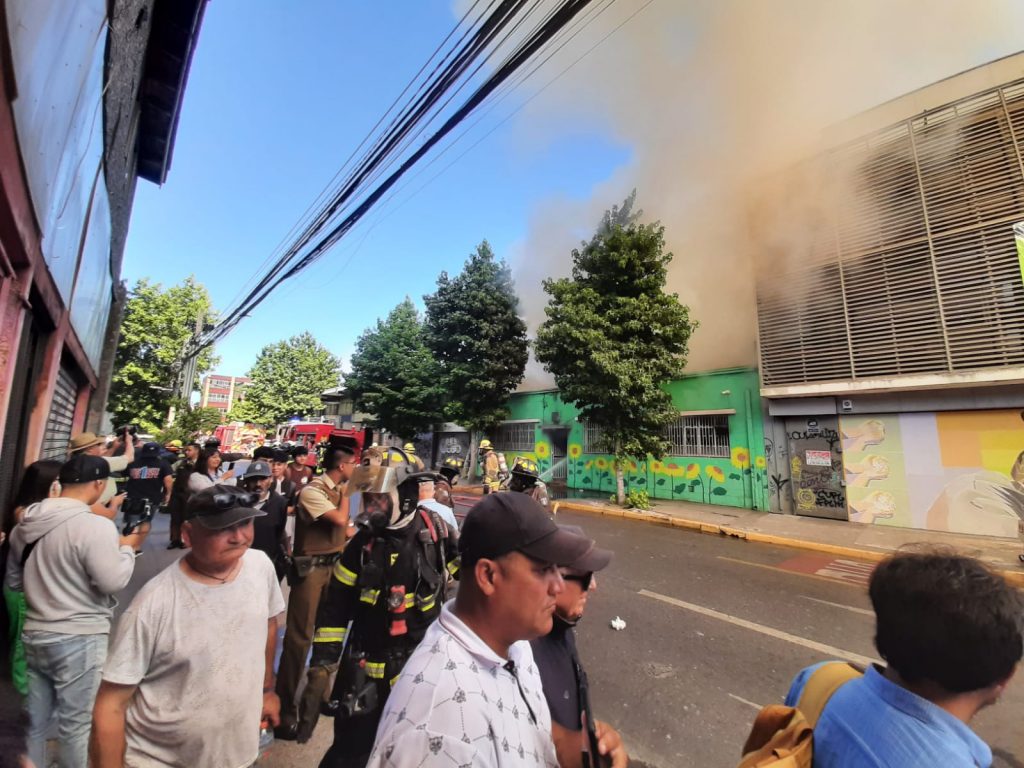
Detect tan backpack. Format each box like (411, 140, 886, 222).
(739, 662, 862, 768)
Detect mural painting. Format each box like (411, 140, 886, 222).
(839, 411, 1024, 537)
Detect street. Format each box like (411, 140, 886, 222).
(125, 505, 1024, 768)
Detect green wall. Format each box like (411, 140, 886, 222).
(494, 368, 769, 511)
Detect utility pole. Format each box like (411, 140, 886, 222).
(169, 310, 205, 425)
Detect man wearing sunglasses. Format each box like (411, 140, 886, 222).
(367, 493, 593, 768)
(531, 525, 628, 768)
(92, 485, 285, 768)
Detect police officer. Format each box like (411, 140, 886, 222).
(306, 449, 458, 766)
(275, 446, 356, 741)
(507, 456, 551, 510)
(478, 439, 507, 494)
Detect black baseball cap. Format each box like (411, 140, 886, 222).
(559, 525, 613, 573)
(243, 460, 272, 479)
(186, 485, 265, 530)
(459, 493, 591, 566)
(59, 454, 110, 484)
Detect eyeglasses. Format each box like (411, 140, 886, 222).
(562, 572, 594, 591)
(209, 491, 259, 509)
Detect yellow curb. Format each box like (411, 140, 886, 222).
(552, 501, 1024, 588)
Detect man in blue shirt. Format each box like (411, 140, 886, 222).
(786, 552, 1022, 767)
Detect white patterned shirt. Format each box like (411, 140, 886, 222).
(367, 602, 558, 768)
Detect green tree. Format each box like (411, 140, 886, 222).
(347, 298, 444, 441)
(424, 241, 528, 475)
(156, 404, 223, 444)
(236, 332, 342, 425)
(109, 277, 218, 433)
(535, 192, 697, 504)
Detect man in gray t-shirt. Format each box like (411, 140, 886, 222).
(91, 486, 285, 768)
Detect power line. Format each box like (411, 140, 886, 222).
(191, 0, 610, 354)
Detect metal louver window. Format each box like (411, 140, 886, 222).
(758, 77, 1024, 388)
(39, 365, 79, 460)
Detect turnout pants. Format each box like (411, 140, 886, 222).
(276, 563, 334, 728)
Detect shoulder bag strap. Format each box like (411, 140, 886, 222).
(797, 662, 863, 728)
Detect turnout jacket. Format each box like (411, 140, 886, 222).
(311, 505, 459, 683)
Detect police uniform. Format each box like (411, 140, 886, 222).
(276, 473, 348, 735)
(310, 503, 458, 767)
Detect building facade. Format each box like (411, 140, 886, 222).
(199, 374, 251, 417)
(0, 0, 207, 511)
(756, 54, 1024, 537)
(486, 368, 769, 511)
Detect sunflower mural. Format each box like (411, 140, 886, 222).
(568, 443, 583, 485)
(534, 441, 551, 477)
(706, 464, 728, 500)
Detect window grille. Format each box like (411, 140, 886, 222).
(493, 422, 534, 452)
(663, 415, 731, 458)
(582, 420, 604, 453)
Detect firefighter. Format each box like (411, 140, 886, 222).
(478, 439, 507, 494)
(434, 455, 463, 508)
(507, 455, 551, 510)
(305, 450, 458, 765)
(402, 442, 425, 471)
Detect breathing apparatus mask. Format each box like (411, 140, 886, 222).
(345, 447, 442, 531)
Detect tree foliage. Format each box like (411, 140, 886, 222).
(535, 192, 697, 503)
(423, 240, 528, 432)
(347, 298, 443, 441)
(231, 332, 341, 425)
(109, 277, 218, 433)
(156, 404, 223, 444)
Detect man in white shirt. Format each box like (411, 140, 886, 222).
(367, 492, 593, 768)
(90, 485, 285, 768)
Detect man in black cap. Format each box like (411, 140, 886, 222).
(366, 493, 592, 768)
(531, 525, 627, 768)
(92, 485, 285, 768)
(6, 454, 147, 768)
(241, 459, 289, 581)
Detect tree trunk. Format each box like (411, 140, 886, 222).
(466, 431, 479, 482)
(613, 436, 626, 506)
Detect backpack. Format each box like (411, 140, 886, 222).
(739, 662, 862, 768)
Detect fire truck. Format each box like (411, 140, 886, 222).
(277, 421, 372, 465)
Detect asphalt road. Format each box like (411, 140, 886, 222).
(125, 505, 1024, 768)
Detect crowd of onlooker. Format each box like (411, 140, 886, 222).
(0, 427, 1021, 768)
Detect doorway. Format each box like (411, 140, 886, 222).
(784, 416, 847, 520)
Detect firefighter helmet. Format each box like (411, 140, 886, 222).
(403, 442, 417, 454)
(347, 447, 440, 528)
(510, 456, 539, 478)
(479, 439, 493, 451)
(437, 455, 464, 484)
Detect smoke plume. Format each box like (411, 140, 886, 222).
(506, 0, 1024, 389)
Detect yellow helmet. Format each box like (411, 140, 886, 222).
(403, 442, 416, 454)
(479, 439, 493, 451)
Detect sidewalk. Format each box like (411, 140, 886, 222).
(548, 495, 1024, 587)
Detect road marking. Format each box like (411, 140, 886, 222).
(638, 589, 880, 667)
(716, 556, 863, 588)
(728, 693, 762, 710)
(799, 595, 874, 617)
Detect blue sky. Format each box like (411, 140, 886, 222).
(124, 1, 1024, 384)
(122, 1, 632, 377)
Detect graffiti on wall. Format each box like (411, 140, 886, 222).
(840, 411, 1024, 537)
